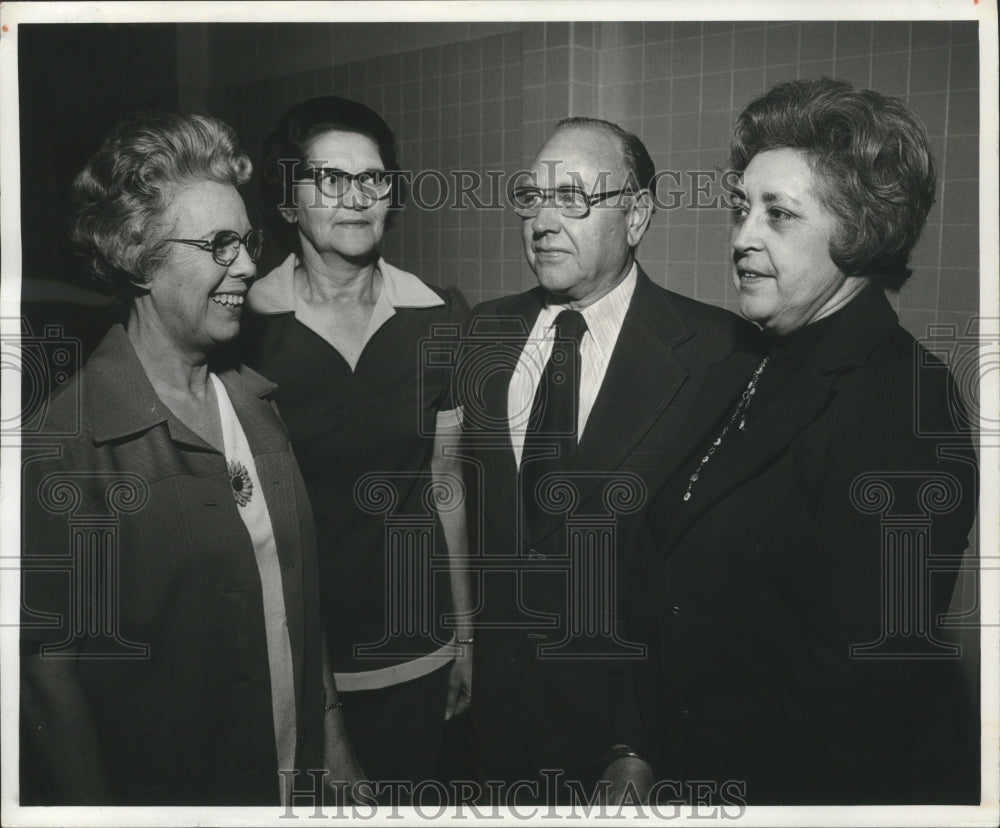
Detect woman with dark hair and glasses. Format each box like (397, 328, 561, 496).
(605, 79, 979, 804)
(244, 96, 472, 787)
(19, 107, 355, 804)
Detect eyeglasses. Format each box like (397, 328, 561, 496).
(167, 229, 264, 267)
(299, 167, 393, 205)
(510, 186, 636, 218)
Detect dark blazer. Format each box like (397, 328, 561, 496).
(20, 325, 324, 805)
(627, 286, 979, 804)
(462, 265, 753, 784)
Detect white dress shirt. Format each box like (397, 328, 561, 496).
(508, 263, 637, 468)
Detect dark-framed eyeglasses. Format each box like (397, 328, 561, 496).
(167, 228, 264, 266)
(509, 186, 636, 218)
(299, 167, 394, 205)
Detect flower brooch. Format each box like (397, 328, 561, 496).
(227, 459, 254, 507)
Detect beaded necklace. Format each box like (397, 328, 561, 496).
(682, 356, 770, 502)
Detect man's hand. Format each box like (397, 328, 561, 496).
(600, 754, 654, 806)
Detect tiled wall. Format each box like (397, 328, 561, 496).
(207, 20, 979, 337)
(207, 30, 528, 306)
(592, 20, 979, 339)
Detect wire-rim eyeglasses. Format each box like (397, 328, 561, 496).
(167, 228, 264, 267)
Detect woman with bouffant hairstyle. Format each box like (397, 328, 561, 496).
(608, 79, 978, 804)
(728, 78, 937, 290)
(21, 107, 360, 805)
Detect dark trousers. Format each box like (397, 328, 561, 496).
(338, 663, 451, 789)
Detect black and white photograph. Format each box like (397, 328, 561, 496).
(1, 1, 997, 825)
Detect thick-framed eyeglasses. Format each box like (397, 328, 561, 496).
(509, 186, 635, 218)
(299, 167, 393, 205)
(167, 229, 264, 266)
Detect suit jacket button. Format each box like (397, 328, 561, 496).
(670, 605, 681, 618)
(680, 709, 692, 720)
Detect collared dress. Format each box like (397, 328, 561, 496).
(241, 255, 468, 778)
(20, 325, 324, 805)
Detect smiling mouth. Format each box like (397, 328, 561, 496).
(736, 268, 773, 281)
(211, 293, 245, 308)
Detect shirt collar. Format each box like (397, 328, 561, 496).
(379, 259, 445, 309)
(247, 253, 297, 314)
(357, 258, 444, 347)
(86, 324, 170, 443)
(247, 253, 443, 314)
(540, 262, 637, 360)
(86, 324, 276, 445)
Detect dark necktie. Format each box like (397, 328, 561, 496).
(520, 309, 588, 537)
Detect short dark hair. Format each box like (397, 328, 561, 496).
(261, 96, 405, 255)
(69, 107, 251, 294)
(729, 78, 936, 290)
(555, 116, 656, 192)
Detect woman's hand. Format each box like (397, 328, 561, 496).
(322, 705, 367, 805)
(444, 642, 473, 720)
(431, 416, 475, 722)
(319, 626, 367, 804)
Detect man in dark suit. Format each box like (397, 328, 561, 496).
(458, 117, 752, 801)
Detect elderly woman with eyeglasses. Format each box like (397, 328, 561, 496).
(19, 108, 359, 805)
(243, 96, 471, 788)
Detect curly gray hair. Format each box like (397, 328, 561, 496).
(70, 107, 252, 293)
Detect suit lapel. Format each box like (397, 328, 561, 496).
(664, 367, 834, 550)
(666, 346, 770, 471)
(654, 284, 900, 556)
(528, 269, 693, 543)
